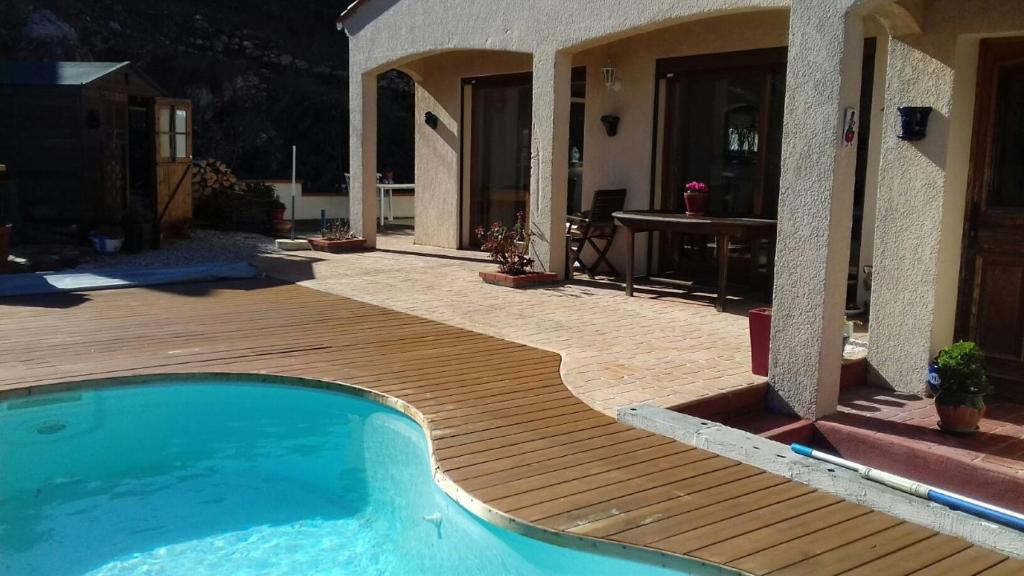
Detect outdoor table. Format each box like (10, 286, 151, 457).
(612, 210, 777, 312)
(377, 183, 415, 227)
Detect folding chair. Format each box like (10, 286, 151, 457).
(566, 189, 627, 278)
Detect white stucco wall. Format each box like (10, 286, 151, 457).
(868, 0, 1024, 393)
(408, 51, 532, 248)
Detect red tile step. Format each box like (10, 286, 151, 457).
(814, 412, 1024, 515)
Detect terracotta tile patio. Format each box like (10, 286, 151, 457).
(814, 386, 1024, 515)
(257, 231, 763, 415)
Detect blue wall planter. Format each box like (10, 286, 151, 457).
(897, 106, 932, 141)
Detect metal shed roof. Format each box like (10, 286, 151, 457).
(0, 61, 130, 86)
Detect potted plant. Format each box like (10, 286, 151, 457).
(308, 219, 366, 253)
(683, 180, 709, 216)
(932, 341, 992, 434)
(476, 211, 559, 288)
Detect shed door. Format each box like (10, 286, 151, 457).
(154, 98, 193, 231)
(958, 39, 1024, 402)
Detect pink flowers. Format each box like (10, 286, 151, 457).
(684, 181, 708, 193)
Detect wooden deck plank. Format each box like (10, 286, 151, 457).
(839, 534, 974, 576)
(684, 500, 869, 564)
(904, 547, 1011, 576)
(728, 513, 905, 575)
(0, 279, 1017, 576)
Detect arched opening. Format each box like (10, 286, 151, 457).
(367, 49, 534, 252)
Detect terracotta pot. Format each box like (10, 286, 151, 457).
(479, 270, 559, 288)
(935, 394, 986, 434)
(308, 237, 366, 253)
(272, 220, 293, 236)
(271, 207, 287, 221)
(683, 192, 708, 216)
(0, 224, 10, 273)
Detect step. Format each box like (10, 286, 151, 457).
(814, 413, 1024, 515)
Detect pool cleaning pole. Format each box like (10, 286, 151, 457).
(290, 145, 296, 240)
(791, 443, 1024, 532)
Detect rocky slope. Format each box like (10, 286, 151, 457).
(1, 0, 413, 191)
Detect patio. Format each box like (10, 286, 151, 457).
(259, 231, 762, 416)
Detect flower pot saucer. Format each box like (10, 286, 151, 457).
(937, 421, 979, 435)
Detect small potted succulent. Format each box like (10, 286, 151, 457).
(476, 211, 558, 288)
(683, 180, 709, 216)
(932, 341, 992, 434)
(308, 218, 366, 253)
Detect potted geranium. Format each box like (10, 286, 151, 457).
(683, 180, 709, 215)
(308, 218, 366, 253)
(476, 211, 558, 288)
(932, 341, 992, 434)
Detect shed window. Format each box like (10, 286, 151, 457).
(157, 105, 190, 160)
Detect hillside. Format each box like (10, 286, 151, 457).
(0, 0, 413, 191)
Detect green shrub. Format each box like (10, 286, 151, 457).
(935, 341, 991, 403)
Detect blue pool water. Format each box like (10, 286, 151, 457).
(0, 379, 719, 575)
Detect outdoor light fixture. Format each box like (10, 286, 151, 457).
(424, 111, 439, 130)
(602, 63, 617, 88)
(897, 106, 932, 141)
(600, 115, 620, 137)
(601, 62, 622, 92)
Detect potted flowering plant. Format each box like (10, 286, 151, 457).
(932, 341, 992, 434)
(683, 181, 709, 215)
(476, 211, 558, 288)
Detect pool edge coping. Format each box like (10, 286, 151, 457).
(1, 372, 748, 576)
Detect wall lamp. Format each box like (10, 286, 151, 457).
(897, 106, 931, 141)
(602, 62, 622, 92)
(424, 111, 439, 130)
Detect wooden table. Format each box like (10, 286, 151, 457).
(612, 210, 777, 311)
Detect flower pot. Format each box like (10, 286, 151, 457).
(272, 219, 293, 237)
(271, 207, 287, 221)
(935, 393, 986, 434)
(683, 192, 708, 216)
(0, 224, 10, 273)
(308, 237, 366, 253)
(479, 270, 559, 288)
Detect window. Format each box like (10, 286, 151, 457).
(157, 105, 190, 161)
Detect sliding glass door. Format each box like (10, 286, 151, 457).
(466, 73, 532, 246)
(659, 49, 786, 219)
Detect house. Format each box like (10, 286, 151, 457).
(0, 61, 193, 238)
(339, 1, 1024, 420)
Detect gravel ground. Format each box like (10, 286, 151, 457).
(76, 229, 279, 271)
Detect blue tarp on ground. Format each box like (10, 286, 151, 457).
(0, 261, 260, 297)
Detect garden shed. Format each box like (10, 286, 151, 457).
(0, 61, 193, 240)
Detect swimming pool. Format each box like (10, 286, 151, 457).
(0, 377, 728, 575)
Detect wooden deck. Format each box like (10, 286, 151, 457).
(1, 278, 1020, 575)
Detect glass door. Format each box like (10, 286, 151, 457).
(656, 48, 786, 279)
(467, 73, 532, 246)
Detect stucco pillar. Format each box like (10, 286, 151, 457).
(529, 51, 571, 276)
(867, 35, 960, 393)
(768, 0, 864, 419)
(349, 71, 378, 246)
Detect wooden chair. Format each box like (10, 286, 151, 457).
(566, 189, 627, 278)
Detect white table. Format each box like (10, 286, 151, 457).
(377, 183, 415, 227)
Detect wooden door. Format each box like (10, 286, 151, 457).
(154, 98, 193, 233)
(957, 39, 1024, 402)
